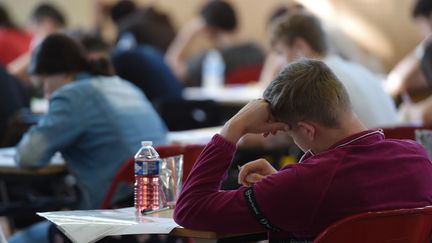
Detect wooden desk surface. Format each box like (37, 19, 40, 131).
(148, 209, 265, 239)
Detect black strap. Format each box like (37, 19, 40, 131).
(244, 187, 282, 232)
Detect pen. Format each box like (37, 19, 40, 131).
(141, 206, 170, 215)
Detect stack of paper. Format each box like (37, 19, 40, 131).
(38, 207, 179, 243)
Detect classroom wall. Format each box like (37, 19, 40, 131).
(1, 0, 423, 71)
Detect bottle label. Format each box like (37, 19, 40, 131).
(134, 160, 160, 175)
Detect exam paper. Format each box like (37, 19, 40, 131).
(37, 207, 179, 243)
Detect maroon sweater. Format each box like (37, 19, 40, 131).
(174, 130, 432, 240)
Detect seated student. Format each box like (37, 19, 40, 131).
(166, 0, 264, 87)
(0, 66, 29, 144)
(259, 3, 384, 84)
(8, 3, 67, 83)
(112, 2, 176, 54)
(10, 33, 167, 243)
(399, 41, 432, 125)
(386, 0, 432, 96)
(112, 45, 183, 103)
(174, 59, 432, 242)
(265, 12, 399, 129)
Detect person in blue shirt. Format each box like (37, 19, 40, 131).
(10, 33, 167, 243)
(112, 45, 183, 103)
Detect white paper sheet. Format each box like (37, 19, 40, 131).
(0, 147, 64, 167)
(37, 207, 179, 243)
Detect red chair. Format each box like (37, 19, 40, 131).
(314, 206, 432, 243)
(382, 125, 429, 140)
(224, 64, 263, 85)
(155, 144, 205, 182)
(100, 144, 205, 209)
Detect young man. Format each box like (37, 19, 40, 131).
(174, 59, 432, 242)
(264, 12, 399, 129)
(387, 0, 432, 96)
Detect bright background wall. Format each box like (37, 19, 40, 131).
(0, 0, 423, 71)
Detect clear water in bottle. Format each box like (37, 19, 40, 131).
(134, 141, 161, 213)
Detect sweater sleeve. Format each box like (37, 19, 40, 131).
(174, 134, 264, 233)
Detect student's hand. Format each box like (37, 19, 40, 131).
(219, 99, 288, 144)
(238, 159, 277, 187)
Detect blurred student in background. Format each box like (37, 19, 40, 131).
(0, 66, 29, 145)
(260, 2, 384, 84)
(8, 3, 66, 83)
(110, 0, 176, 53)
(166, 0, 264, 87)
(386, 0, 432, 96)
(267, 13, 399, 129)
(10, 33, 167, 243)
(0, 4, 31, 66)
(398, 41, 432, 125)
(109, 1, 183, 103)
(0, 4, 31, 144)
(112, 44, 184, 103)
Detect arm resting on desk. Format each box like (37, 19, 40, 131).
(174, 134, 264, 233)
(15, 89, 84, 167)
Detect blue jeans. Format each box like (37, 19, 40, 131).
(8, 220, 50, 243)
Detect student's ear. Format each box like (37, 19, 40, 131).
(297, 121, 316, 141)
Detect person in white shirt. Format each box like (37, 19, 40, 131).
(265, 12, 399, 129)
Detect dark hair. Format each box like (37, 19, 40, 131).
(421, 42, 432, 87)
(263, 59, 351, 128)
(117, 7, 176, 52)
(0, 4, 15, 28)
(28, 33, 111, 76)
(30, 3, 66, 27)
(268, 4, 304, 26)
(413, 0, 432, 18)
(79, 33, 111, 53)
(270, 13, 327, 55)
(110, 0, 137, 24)
(200, 0, 237, 31)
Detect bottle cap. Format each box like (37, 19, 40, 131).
(141, 141, 152, 147)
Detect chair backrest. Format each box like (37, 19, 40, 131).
(224, 64, 262, 85)
(313, 206, 432, 243)
(100, 144, 205, 209)
(382, 125, 429, 140)
(154, 99, 223, 131)
(155, 144, 205, 182)
(100, 156, 134, 209)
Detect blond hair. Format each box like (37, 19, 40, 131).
(263, 59, 351, 128)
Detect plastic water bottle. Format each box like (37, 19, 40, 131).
(202, 49, 225, 89)
(134, 141, 161, 213)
